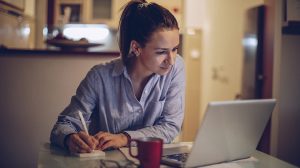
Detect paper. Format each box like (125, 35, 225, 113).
(73, 150, 105, 158)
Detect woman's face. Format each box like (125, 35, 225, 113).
(137, 29, 180, 76)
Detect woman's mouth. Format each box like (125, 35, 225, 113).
(160, 66, 170, 70)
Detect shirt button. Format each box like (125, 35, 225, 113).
(144, 90, 148, 94)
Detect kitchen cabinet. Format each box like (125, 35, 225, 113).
(88, 0, 112, 22)
(0, 0, 35, 49)
(85, 0, 127, 28)
(54, 0, 125, 28)
(53, 0, 183, 29)
(0, 0, 25, 11)
(54, 0, 88, 25)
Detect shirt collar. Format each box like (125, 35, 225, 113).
(111, 57, 161, 81)
(112, 58, 126, 77)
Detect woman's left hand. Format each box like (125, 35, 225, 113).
(93, 132, 128, 150)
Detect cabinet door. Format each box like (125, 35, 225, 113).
(0, 0, 25, 11)
(92, 0, 112, 20)
(87, 0, 128, 28)
(54, 0, 88, 25)
(88, 0, 112, 24)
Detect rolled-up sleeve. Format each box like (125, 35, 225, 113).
(50, 67, 99, 148)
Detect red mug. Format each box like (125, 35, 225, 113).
(129, 137, 163, 168)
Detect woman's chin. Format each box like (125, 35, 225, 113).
(157, 67, 171, 75)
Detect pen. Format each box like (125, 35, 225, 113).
(78, 110, 97, 152)
(78, 110, 89, 136)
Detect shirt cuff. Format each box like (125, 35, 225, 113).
(124, 131, 145, 141)
(50, 126, 77, 149)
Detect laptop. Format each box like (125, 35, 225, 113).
(161, 99, 276, 167)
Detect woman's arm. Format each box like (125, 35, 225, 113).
(50, 67, 99, 149)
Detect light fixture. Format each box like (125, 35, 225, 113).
(63, 24, 110, 42)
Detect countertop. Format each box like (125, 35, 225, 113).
(0, 46, 120, 57)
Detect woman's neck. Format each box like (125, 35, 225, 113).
(127, 58, 153, 83)
(127, 58, 153, 100)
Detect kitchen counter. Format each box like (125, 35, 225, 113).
(0, 47, 120, 57)
(0, 49, 118, 167)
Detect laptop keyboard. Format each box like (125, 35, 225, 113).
(165, 153, 189, 162)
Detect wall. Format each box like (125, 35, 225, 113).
(0, 54, 115, 167)
(277, 35, 300, 166)
(183, 1, 300, 166)
(270, 0, 281, 158)
(181, 0, 265, 141)
(182, 29, 202, 141)
(182, 0, 264, 141)
(184, 0, 204, 29)
(180, 0, 203, 142)
(183, 0, 300, 166)
(270, 0, 300, 166)
(200, 0, 264, 118)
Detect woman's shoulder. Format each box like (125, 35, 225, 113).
(87, 57, 123, 77)
(93, 57, 121, 68)
(90, 57, 121, 71)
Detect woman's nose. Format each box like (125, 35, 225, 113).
(166, 52, 175, 65)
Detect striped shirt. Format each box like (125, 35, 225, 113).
(50, 55, 185, 148)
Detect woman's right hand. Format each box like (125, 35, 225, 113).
(65, 131, 99, 153)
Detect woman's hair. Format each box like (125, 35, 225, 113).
(118, 0, 179, 66)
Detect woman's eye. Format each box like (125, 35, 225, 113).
(172, 47, 178, 52)
(156, 51, 167, 55)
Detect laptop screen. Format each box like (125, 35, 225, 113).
(162, 99, 276, 167)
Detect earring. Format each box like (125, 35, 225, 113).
(135, 52, 140, 57)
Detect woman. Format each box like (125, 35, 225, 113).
(50, 0, 185, 154)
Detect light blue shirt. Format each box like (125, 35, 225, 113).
(50, 55, 185, 148)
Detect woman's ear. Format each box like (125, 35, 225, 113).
(130, 40, 141, 57)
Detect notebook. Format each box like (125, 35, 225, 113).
(73, 150, 105, 157)
(161, 99, 276, 167)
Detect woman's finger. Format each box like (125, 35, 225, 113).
(73, 134, 92, 152)
(94, 131, 109, 140)
(101, 140, 116, 150)
(98, 134, 113, 148)
(78, 131, 98, 150)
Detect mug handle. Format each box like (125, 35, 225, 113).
(128, 139, 138, 158)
